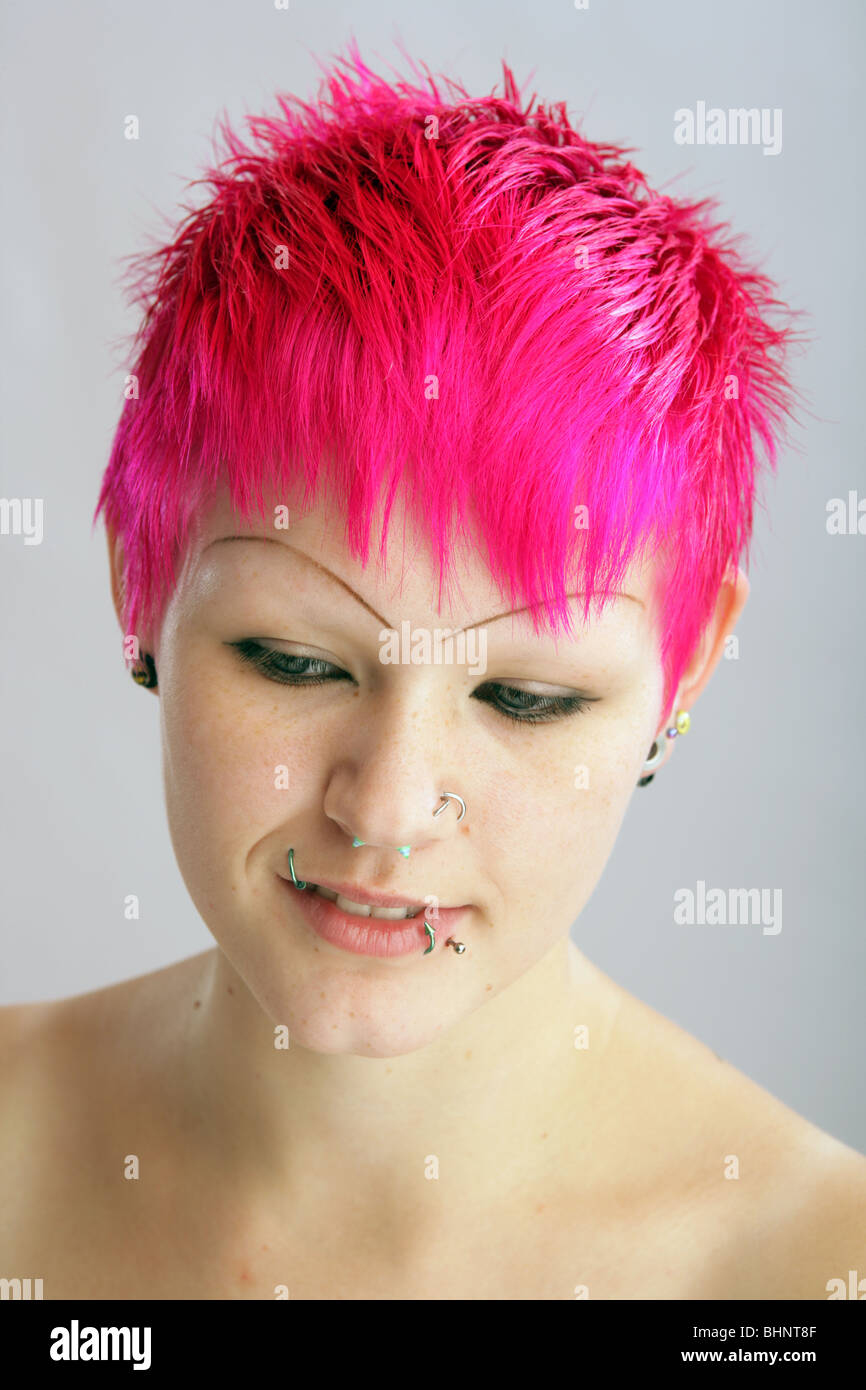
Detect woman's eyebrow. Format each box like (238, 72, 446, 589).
(204, 534, 392, 627)
(204, 534, 643, 633)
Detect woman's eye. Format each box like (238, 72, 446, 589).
(228, 639, 345, 685)
(227, 640, 597, 725)
(471, 682, 597, 725)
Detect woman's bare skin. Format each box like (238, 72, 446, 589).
(2, 942, 863, 1301)
(6, 496, 861, 1303)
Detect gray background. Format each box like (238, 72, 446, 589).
(1, 0, 863, 1150)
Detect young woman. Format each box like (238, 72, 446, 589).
(2, 47, 863, 1300)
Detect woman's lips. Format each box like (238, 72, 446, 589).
(281, 878, 469, 958)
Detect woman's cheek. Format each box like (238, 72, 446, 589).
(555, 717, 652, 882)
(160, 668, 283, 866)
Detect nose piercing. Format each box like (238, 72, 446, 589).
(295, 792, 470, 957)
(291, 782, 470, 956)
(352, 838, 410, 857)
(352, 791, 468, 857)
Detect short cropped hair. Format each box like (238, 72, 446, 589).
(94, 41, 800, 721)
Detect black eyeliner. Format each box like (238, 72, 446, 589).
(226, 640, 598, 725)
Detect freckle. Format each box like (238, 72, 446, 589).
(464, 1050, 472, 1060)
(536, 1203, 545, 1214)
(332, 1023, 337, 1028)
(320, 992, 326, 999)
(385, 1066, 392, 1074)
(261, 1244, 269, 1252)
(193, 1000, 201, 1009)
(540, 1132, 548, 1140)
(485, 984, 492, 992)
(239, 1266, 251, 1282)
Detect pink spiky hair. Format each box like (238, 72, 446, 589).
(94, 38, 801, 724)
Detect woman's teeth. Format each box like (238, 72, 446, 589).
(312, 885, 423, 920)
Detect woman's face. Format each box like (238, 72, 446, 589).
(143, 480, 668, 1057)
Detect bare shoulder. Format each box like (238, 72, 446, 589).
(0, 949, 212, 1086)
(594, 976, 866, 1299)
(0, 953, 213, 1260)
(0, 995, 67, 1115)
(721, 1083, 866, 1300)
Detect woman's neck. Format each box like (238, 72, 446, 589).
(172, 937, 622, 1248)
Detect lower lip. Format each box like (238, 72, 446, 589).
(281, 879, 469, 958)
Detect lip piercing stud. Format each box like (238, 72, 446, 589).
(423, 919, 467, 955)
(289, 849, 466, 957)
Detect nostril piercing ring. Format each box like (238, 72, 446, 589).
(351, 791, 468, 858)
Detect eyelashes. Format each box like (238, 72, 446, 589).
(230, 640, 333, 682)
(482, 684, 596, 725)
(226, 639, 598, 726)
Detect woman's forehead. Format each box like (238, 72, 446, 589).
(188, 481, 656, 634)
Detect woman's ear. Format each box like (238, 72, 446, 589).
(105, 521, 158, 689)
(675, 567, 750, 714)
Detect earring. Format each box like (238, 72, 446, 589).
(130, 652, 157, 688)
(638, 710, 690, 786)
(667, 710, 691, 738)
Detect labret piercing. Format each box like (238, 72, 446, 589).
(287, 847, 466, 956)
(288, 793, 468, 957)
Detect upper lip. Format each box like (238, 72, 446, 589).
(293, 875, 455, 910)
